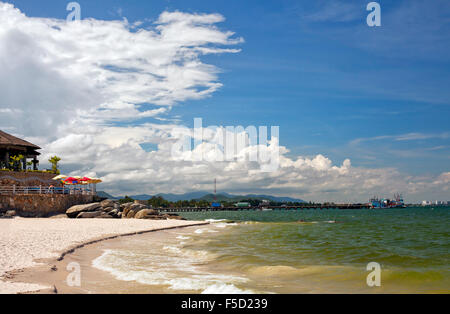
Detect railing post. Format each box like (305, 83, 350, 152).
(39, 185, 42, 194)
(13, 185, 15, 194)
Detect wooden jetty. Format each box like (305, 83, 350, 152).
(158, 204, 370, 212)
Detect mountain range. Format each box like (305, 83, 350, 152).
(97, 191, 306, 203)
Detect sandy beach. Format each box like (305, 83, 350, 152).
(0, 217, 208, 294)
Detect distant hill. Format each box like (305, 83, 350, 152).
(96, 191, 118, 199)
(99, 191, 305, 203)
(197, 193, 305, 203)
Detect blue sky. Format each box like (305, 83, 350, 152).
(2, 0, 449, 200)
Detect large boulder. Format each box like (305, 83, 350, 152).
(5, 210, 17, 217)
(162, 214, 186, 220)
(129, 203, 144, 211)
(101, 206, 114, 213)
(107, 209, 120, 218)
(66, 203, 101, 218)
(97, 213, 114, 219)
(126, 209, 137, 218)
(76, 211, 102, 219)
(100, 199, 115, 208)
(134, 209, 159, 219)
(122, 207, 131, 218)
(120, 202, 133, 210)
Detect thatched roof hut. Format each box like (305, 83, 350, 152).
(0, 130, 41, 170)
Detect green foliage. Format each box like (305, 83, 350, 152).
(0, 168, 54, 173)
(119, 196, 134, 204)
(9, 154, 24, 171)
(48, 156, 61, 174)
(148, 196, 171, 208)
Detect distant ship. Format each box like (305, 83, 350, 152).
(369, 194, 406, 209)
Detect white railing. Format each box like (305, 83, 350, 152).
(0, 185, 95, 195)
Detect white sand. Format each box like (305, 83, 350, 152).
(0, 217, 206, 294)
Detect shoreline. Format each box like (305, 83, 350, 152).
(0, 217, 209, 294)
(11, 224, 218, 294)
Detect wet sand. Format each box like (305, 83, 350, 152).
(10, 225, 213, 294)
(0, 217, 208, 294)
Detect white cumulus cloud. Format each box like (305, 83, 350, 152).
(0, 2, 447, 202)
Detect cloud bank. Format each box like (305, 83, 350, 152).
(0, 2, 447, 202)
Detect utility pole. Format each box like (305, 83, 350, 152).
(214, 178, 217, 201)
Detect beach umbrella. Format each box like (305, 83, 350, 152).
(52, 175, 68, 180)
(87, 178, 102, 184)
(63, 177, 79, 184)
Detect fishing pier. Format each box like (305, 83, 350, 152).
(159, 204, 371, 212)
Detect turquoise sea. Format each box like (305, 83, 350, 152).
(92, 207, 449, 293)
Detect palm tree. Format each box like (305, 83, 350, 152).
(48, 156, 61, 174)
(9, 154, 24, 171)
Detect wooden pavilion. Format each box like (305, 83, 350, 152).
(0, 130, 40, 170)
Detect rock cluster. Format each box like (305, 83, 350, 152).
(0, 209, 17, 218)
(66, 200, 185, 220)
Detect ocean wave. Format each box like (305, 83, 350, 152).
(204, 219, 228, 223)
(194, 228, 220, 234)
(201, 284, 254, 294)
(246, 264, 350, 277)
(163, 245, 183, 254)
(92, 248, 249, 292)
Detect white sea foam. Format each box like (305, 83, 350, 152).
(214, 223, 228, 228)
(92, 244, 250, 293)
(201, 284, 254, 294)
(163, 246, 183, 254)
(204, 219, 228, 223)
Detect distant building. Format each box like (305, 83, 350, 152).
(0, 130, 40, 170)
(421, 200, 449, 206)
(235, 202, 251, 208)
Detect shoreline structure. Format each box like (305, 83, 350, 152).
(0, 218, 208, 294)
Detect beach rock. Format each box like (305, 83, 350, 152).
(162, 214, 185, 220)
(129, 204, 143, 211)
(5, 210, 17, 217)
(100, 199, 115, 208)
(134, 209, 159, 219)
(121, 202, 133, 209)
(107, 209, 120, 218)
(76, 211, 102, 219)
(117, 212, 122, 218)
(122, 207, 131, 218)
(102, 206, 114, 213)
(126, 210, 137, 218)
(113, 203, 120, 210)
(66, 203, 101, 218)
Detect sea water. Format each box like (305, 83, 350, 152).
(92, 207, 449, 293)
